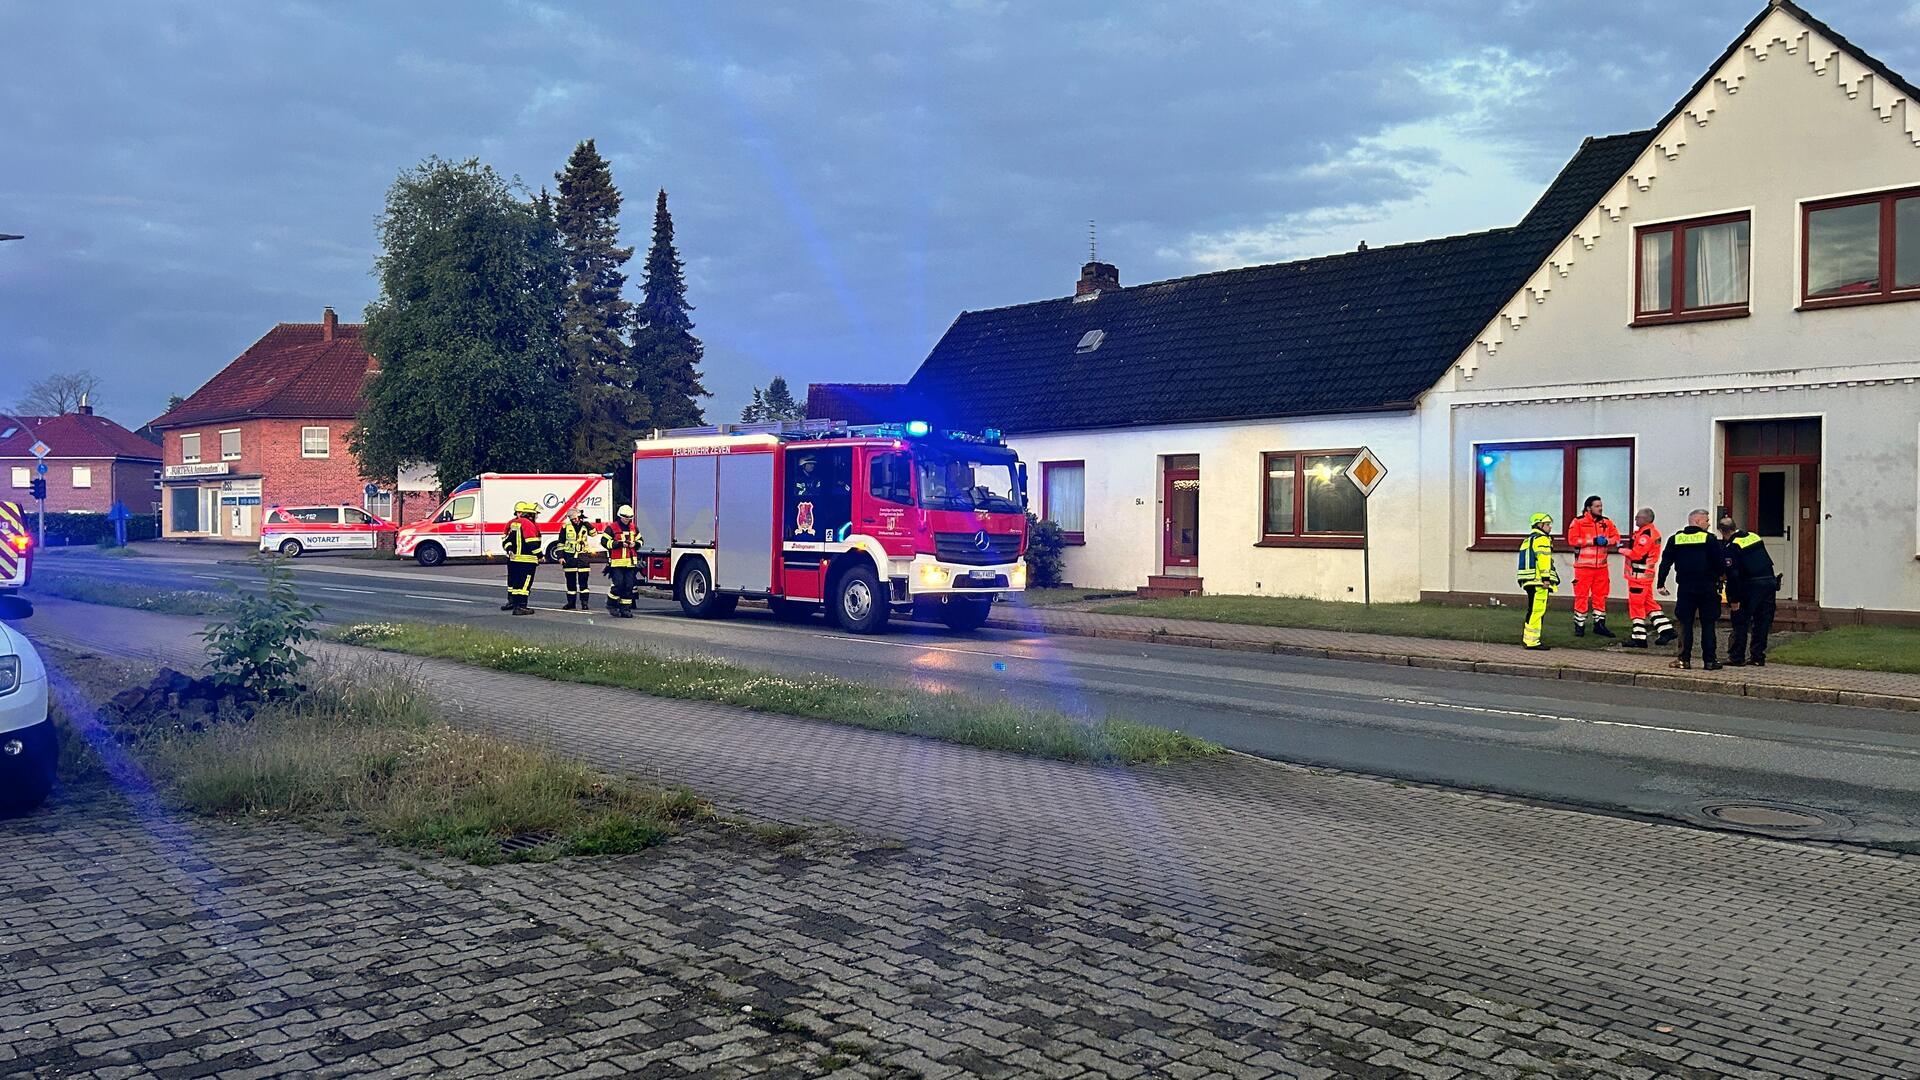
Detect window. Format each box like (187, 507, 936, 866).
(868, 453, 913, 505)
(1475, 438, 1633, 546)
(220, 429, 241, 460)
(343, 507, 376, 526)
(71, 467, 92, 489)
(268, 509, 291, 525)
(302, 426, 331, 458)
(364, 490, 394, 520)
(1041, 461, 1085, 543)
(1803, 186, 1920, 307)
(170, 487, 203, 532)
(1634, 213, 1750, 323)
(436, 495, 476, 523)
(9, 467, 26, 489)
(1260, 450, 1366, 545)
(180, 433, 201, 463)
(288, 507, 340, 525)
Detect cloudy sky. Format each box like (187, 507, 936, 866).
(3, 0, 1913, 429)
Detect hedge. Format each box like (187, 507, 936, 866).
(26, 512, 163, 547)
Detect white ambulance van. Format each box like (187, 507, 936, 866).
(394, 473, 614, 567)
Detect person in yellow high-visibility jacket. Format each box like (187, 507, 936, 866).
(1515, 512, 1560, 650)
(501, 501, 543, 615)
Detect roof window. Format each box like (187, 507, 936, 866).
(1075, 329, 1105, 353)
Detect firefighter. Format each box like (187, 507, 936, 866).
(500, 501, 542, 615)
(1565, 494, 1620, 638)
(600, 504, 640, 618)
(557, 507, 594, 611)
(1718, 515, 1779, 667)
(1657, 509, 1726, 670)
(1621, 507, 1677, 649)
(1515, 512, 1559, 650)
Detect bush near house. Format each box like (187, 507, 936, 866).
(27, 512, 161, 547)
(1025, 512, 1066, 589)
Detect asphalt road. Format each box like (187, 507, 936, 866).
(28, 546, 1920, 849)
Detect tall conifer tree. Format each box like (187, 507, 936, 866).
(553, 139, 645, 471)
(630, 189, 709, 429)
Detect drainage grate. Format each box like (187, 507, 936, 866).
(1693, 800, 1849, 836)
(498, 831, 560, 855)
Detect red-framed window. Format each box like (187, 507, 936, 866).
(1473, 438, 1633, 549)
(1039, 460, 1085, 545)
(1259, 450, 1365, 547)
(1802, 186, 1920, 308)
(1633, 212, 1750, 325)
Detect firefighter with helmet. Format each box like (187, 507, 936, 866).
(501, 501, 542, 615)
(1515, 512, 1560, 650)
(600, 505, 640, 618)
(557, 506, 594, 611)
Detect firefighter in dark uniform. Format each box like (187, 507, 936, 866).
(600, 504, 640, 618)
(557, 507, 594, 611)
(1656, 509, 1726, 670)
(501, 501, 542, 615)
(1718, 515, 1779, 667)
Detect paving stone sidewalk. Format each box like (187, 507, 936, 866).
(13, 598, 1920, 1079)
(992, 604, 1920, 709)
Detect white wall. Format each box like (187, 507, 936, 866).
(1013, 412, 1421, 601)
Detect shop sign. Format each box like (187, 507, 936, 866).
(164, 462, 230, 479)
(220, 478, 263, 506)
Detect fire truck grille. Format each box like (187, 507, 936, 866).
(934, 532, 1022, 565)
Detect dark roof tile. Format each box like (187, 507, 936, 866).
(153, 320, 372, 428)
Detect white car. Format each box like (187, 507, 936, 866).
(0, 611, 52, 814)
(259, 505, 396, 558)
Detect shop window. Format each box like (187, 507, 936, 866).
(170, 487, 203, 533)
(1803, 186, 1920, 307)
(71, 466, 92, 489)
(1634, 213, 1750, 324)
(220, 429, 242, 460)
(1260, 450, 1365, 546)
(1041, 461, 1085, 543)
(302, 426, 331, 458)
(1475, 439, 1633, 546)
(180, 433, 201, 463)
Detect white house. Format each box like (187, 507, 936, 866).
(833, 0, 1920, 624)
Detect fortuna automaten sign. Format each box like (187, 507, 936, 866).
(163, 462, 231, 479)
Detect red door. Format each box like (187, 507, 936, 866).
(1163, 468, 1199, 568)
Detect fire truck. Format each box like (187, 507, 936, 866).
(631, 420, 1029, 634)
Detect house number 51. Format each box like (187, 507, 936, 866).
(1676, 486, 1690, 497)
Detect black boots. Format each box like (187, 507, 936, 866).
(563, 598, 577, 611)
(1574, 624, 1586, 638)
(1592, 621, 1614, 638)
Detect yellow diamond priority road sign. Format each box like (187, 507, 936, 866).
(1347, 447, 1387, 497)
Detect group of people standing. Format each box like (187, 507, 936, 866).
(1517, 497, 1780, 670)
(500, 502, 644, 618)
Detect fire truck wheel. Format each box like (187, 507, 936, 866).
(277, 538, 304, 558)
(938, 596, 994, 632)
(676, 559, 732, 619)
(414, 542, 446, 568)
(831, 564, 890, 635)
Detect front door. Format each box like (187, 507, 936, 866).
(1163, 468, 1199, 569)
(1724, 462, 1806, 601)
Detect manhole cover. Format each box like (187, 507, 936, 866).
(1693, 800, 1849, 835)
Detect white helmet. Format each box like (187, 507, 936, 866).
(617, 504, 634, 519)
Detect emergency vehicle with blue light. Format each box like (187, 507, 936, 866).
(260, 504, 396, 557)
(395, 473, 614, 567)
(630, 420, 1028, 634)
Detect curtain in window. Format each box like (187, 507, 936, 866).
(1897, 197, 1920, 289)
(1264, 459, 1296, 535)
(1686, 220, 1748, 308)
(1482, 448, 1562, 535)
(1044, 464, 1084, 533)
(1638, 231, 1672, 312)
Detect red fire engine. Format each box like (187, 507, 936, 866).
(630, 420, 1029, 634)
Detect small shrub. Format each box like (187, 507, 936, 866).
(1025, 512, 1067, 589)
(200, 556, 319, 699)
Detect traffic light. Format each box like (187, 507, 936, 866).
(29, 477, 46, 501)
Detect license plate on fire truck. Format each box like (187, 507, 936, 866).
(966, 570, 997, 584)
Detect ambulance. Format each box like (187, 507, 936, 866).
(259, 504, 396, 557)
(395, 473, 614, 567)
(630, 420, 1028, 634)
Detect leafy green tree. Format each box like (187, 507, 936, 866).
(630, 189, 709, 430)
(353, 158, 572, 493)
(554, 139, 646, 472)
(741, 375, 804, 423)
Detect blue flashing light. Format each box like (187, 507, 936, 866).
(905, 420, 932, 437)
(983, 428, 1002, 442)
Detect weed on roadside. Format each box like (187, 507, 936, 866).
(28, 571, 223, 616)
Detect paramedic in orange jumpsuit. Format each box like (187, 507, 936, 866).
(1564, 495, 1620, 638)
(1621, 507, 1677, 649)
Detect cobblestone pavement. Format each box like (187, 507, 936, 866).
(991, 604, 1920, 708)
(10, 599, 1920, 1078)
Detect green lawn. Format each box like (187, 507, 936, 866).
(1769, 627, 1920, 675)
(1090, 594, 1622, 650)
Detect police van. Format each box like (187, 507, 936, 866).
(259, 504, 396, 557)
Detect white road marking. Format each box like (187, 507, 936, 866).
(1383, 697, 1737, 739)
(404, 593, 476, 604)
(315, 585, 379, 595)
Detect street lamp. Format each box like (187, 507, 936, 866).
(0, 234, 22, 242)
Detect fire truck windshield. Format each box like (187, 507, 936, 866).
(913, 447, 1022, 514)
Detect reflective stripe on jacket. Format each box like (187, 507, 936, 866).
(600, 521, 638, 567)
(505, 518, 542, 563)
(1623, 524, 1662, 580)
(1516, 529, 1558, 588)
(558, 521, 593, 557)
(1566, 514, 1621, 570)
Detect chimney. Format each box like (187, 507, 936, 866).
(321, 306, 338, 342)
(76, 391, 94, 416)
(1075, 261, 1120, 298)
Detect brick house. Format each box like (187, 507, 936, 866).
(0, 407, 162, 514)
(151, 307, 392, 542)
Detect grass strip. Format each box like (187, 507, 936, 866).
(28, 570, 225, 616)
(1091, 594, 1620, 650)
(1009, 587, 1138, 607)
(1769, 626, 1920, 675)
(335, 621, 1220, 764)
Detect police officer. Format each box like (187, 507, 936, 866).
(501, 501, 542, 615)
(557, 507, 593, 611)
(1718, 515, 1779, 667)
(1657, 509, 1726, 670)
(600, 505, 640, 618)
(1515, 511, 1559, 651)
